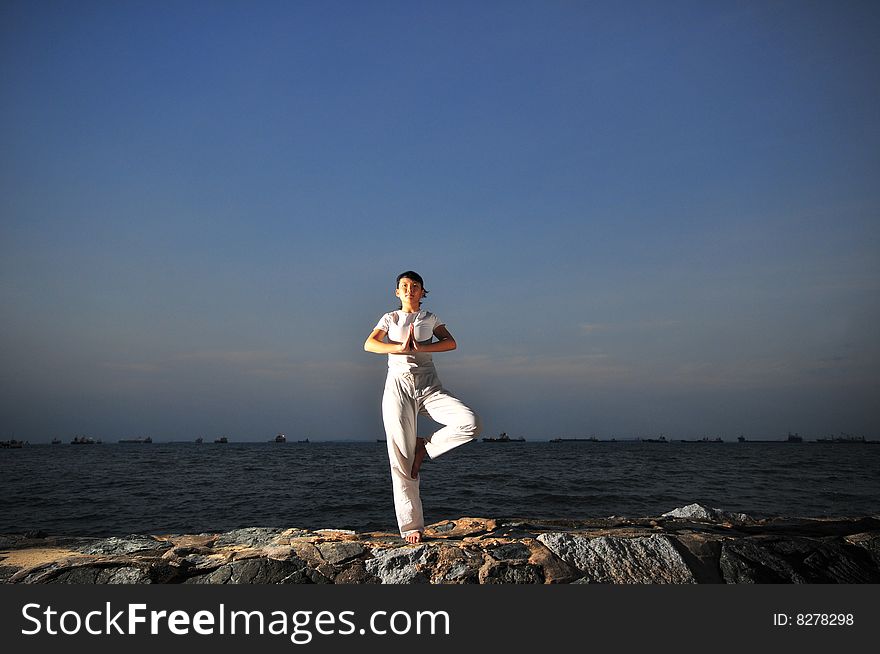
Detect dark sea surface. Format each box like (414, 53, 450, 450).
(2, 441, 878, 536)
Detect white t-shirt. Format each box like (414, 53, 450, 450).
(373, 309, 445, 373)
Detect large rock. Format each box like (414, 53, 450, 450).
(487, 542, 532, 561)
(317, 541, 365, 565)
(846, 532, 880, 567)
(801, 540, 880, 583)
(334, 563, 380, 584)
(525, 539, 580, 584)
(538, 533, 697, 584)
(478, 539, 548, 584)
(162, 534, 217, 549)
(662, 503, 752, 523)
(479, 560, 543, 584)
(420, 544, 484, 584)
(48, 565, 153, 584)
(366, 546, 429, 584)
(214, 528, 288, 549)
(183, 556, 322, 584)
(76, 535, 171, 556)
(288, 541, 336, 580)
(720, 536, 880, 583)
(721, 538, 807, 583)
(16, 562, 160, 584)
(672, 533, 724, 583)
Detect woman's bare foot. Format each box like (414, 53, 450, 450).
(404, 531, 423, 544)
(411, 437, 427, 479)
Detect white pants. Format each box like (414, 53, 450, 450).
(382, 369, 481, 537)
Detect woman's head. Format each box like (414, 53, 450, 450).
(395, 270, 428, 309)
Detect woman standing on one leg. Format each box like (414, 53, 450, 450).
(364, 271, 482, 544)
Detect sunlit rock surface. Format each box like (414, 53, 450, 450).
(2, 505, 878, 584)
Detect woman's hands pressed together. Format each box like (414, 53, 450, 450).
(398, 324, 422, 353)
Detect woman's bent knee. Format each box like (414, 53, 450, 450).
(465, 413, 482, 440)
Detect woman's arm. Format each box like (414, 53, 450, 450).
(412, 324, 457, 353)
(365, 324, 457, 354)
(364, 328, 412, 354)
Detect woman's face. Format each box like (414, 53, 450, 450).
(396, 277, 424, 306)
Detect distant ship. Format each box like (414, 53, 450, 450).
(272, 433, 287, 443)
(483, 432, 525, 443)
(680, 437, 724, 443)
(214, 437, 229, 444)
(195, 437, 203, 444)
(737, 433, 804, 443)
(298, 438, 310, 443)
(816, 433, 866, 444)
(71, 436, 97, 445)
(0, 439, 26, 448)
(51, 438, 62, 445)
(549, 437, 600, 443)
(642, 436, 668, 443)
(119, 436, 152, 444)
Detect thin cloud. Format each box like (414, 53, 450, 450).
(580, 323, 612, 334)
(580, 320, 681, 334)
(444, 350, 876, 393)
(102, 351, 374, 383)
(445, 353, 633, 386)
(100, 362, 164, 373)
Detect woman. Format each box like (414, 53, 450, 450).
(364, 271, 482, 543)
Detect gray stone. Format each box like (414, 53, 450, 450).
(304, 567, 334, 584)
(0, 536, 24, 549)
(183, 556, 312, 584)
(0, 565, 19, 583)
(487, 542, 531, 561)
(366, 546, 429, 584)
(720, 536, 880, 584)
(147, 561, 181, 583)
(420, 544, 484, 584)
(538, 533, 697, 584)
(75, 535, 172, 556)
(40, 564, 152, 584)
(317, 541, 365, 565)
(171, 546, 202, 557)
(480, 562, 543, 584)
(662, 503, 751, 523)
(672, 534, 724, 583)
(443, 561, 475, 581)
(106, 566, 153, 583)
(263, 545, 296, 560)
(801, 540, 880, 583)
(720, 539, 808, 583)
(214, 527, 287, 549)
(178, 553, 229, 572)
(527, 540, 581, 584)
(0, 534, 49, 549)
(334, 563, 381, 584)
(846, 532, 880, 567)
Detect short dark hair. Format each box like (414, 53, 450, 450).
(396, 270, 426, 290)
(396, 270, 429, 308)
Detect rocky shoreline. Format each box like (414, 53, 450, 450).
(2, 504, 878, 584)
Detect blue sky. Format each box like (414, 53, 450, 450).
(2, 0, 878, 441)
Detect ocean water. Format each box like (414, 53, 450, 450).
(1, 441, 878, 537)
